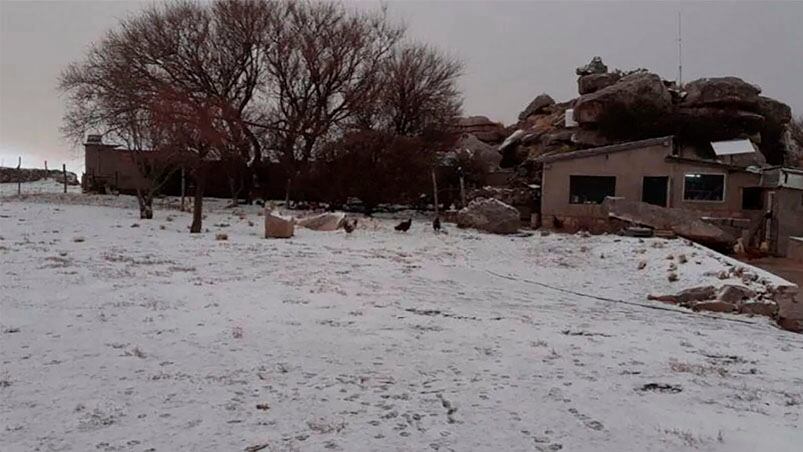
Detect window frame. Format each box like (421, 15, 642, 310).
(568, 175, 617, 205)
(682, 172, 727, 203)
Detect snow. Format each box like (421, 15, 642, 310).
(0, 179, 81, 197)
(1, 194, 802, 451)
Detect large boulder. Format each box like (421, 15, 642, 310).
(456, 116, 507, 143)
(681, 77, 761, 109)
(454, 133, 502, 170)
(671, 107, 765, 140)
(456, 198, 520, 234)
(573, 73, 672, 126)
(578, 72, 621, 95)
(296, 212, 346, 231)
(602, 198, 735, 245)
(575, 56, 608, 76)
(518, 94, 555, 121)
(755, 96, 792, 126)
(570, 129, 615, 148)
(265, 210, 295, 238)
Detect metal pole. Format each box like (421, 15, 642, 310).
(44, 160, 48, 178)
(677, 11, 683, 86)
(431, 168, 439, 216)
(17, 157, 21, 195)
(63, 164, 67, 193)
(180, 167, 186, 210)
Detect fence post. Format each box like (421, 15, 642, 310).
(431, 168, 439, 217)
(180, 167, 186, 210)
(17, 157, 21, 195)
(63, 164, 68, 194)
(44, 160, 48, 178)
(458, 166, 466, 208)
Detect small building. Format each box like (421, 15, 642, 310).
(535, 135, 802, 255)
(760, 167, 803, 256)
(537, 136, 761, 226)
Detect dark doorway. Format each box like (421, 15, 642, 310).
(741, 187, 764, 210)
(642, 176, 669, 207)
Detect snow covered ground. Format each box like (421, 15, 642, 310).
(1, 194, 802, 451)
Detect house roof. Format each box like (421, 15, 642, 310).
(534, 136, 673, 163)
(664, 155, 760, 173)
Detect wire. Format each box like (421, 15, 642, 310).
(484, 269, 758, 326)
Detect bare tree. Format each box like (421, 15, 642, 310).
(60, 0, 271, 230)
(356, 43, 463, 137)
(259, 1, 403, 182)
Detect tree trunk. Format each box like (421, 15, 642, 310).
(190, 169, 206, 233)
(136, 189, 154, 219)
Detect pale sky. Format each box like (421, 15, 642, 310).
(2, 0, 802, 173)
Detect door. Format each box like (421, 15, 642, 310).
(642, 176, 669, 207)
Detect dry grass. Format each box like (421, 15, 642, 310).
(669, 359, 728, 377)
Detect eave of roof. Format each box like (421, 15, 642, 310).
(534, 136, 673, 163)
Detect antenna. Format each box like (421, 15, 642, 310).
(677, 11, 683, 87)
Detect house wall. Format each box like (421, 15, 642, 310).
(772, 188, 803, 256)
(541, 141, 762, 232)
(84, 144, 150, 192)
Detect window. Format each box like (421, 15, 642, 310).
(569, 176, 616, 204)
(683, 174, 725, 202)
(741, 187, 763, 210)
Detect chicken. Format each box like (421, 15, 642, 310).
(552, 216, 564, 229)
(343, 218, 357, 234)
(394, 218, 412, 232)
(432, 216, 441, 232)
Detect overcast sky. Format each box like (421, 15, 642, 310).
(2, 0, 802, 172)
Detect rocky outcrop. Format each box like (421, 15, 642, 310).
(578, 73, 621, 95)
(456, 116, 507, 143)
(453, 133, 502, 170)
(456, 198, 520, 234)
(573, 72, 673, 126)
(681, 77, 762, 109)
(575, 56, 608, 76)
(518, 94, 555, 121)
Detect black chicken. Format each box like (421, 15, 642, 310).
(343, 218, 357, 234)
(394, 218, 412, 232)
(432, 216, 441, 232)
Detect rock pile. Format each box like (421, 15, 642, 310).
(456, 198, 520, 234)
(0, 167, 80, 185)
(501, 57, 798, 173)
(648, 283, 778, 317)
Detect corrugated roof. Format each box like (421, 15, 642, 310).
(534, 136, 673, 163)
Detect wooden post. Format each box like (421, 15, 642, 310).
(62, 164, 67, 193)
(44, 160, 48, 178)
(431, 168, 439, 217)
(17, 157, 21, 195)
(458, 166, 466, 208)
(180, 167, 186, 211)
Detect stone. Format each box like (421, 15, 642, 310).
(648, 285, 716, 305)
(215, 233, 228, 241)
(602, 198, 734, 246)
(716, 284, 755, 304)
(681, 77, 761, 109)
(296, 212, 346, 232)
(740, 301, 778, 317)
(453, 133, 502, 170)
(456, 198, 520, 234)
(570, 129, 615, 148)
(455, 116, 507, 143)
(573, 73, 672, 125)
(692, 301, 737, 313)
(578, 73, 621, 95)
(518, 94, 556, 121)
(265, 210, 294, 239)
(575, 56, 608, 76)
